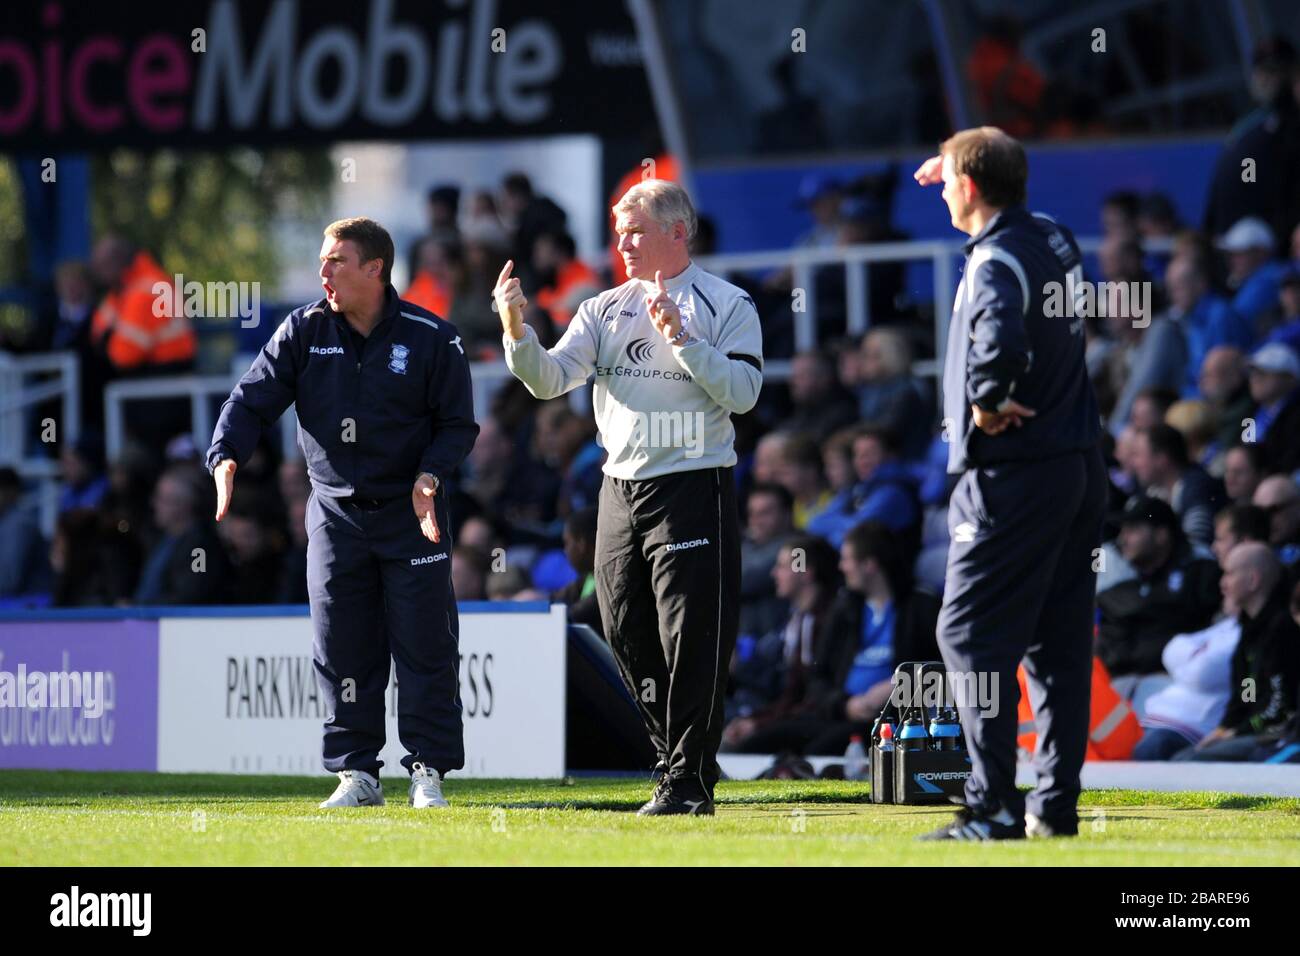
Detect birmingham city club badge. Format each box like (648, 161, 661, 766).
(388, 343, 410, 374)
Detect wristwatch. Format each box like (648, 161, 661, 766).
(669, 316, 691, 346)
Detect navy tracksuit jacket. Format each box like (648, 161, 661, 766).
(938, 206, 1105, 827)
(207, 285, 478, 776)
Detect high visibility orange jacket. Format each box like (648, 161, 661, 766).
(91, 251, 196, 370)
(404, 271, 450, 318)
(1017, 657, 1143, 760)
(535, 259, 601, 327)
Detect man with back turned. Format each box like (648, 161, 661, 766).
(914, 128, 1106, 840)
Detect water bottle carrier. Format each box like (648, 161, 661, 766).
(869, 661, 972, 805)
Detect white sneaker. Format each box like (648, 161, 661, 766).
(409, 762, 449, 808)
(318, 770, 385, 808)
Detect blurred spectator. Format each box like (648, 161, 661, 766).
(1138, 193, 1181, 242)
(1176, 543, 1299, 761)
(1262, 267, 1300, 352)
(452, 545, 490, 601)
(724, 535, 840, 740)
(723, 521, 938, 755)
(48, 261, 95, 351)
(1212, 503, 1271, 567)
(486, 564, 533, 600)
(532, 231, 600, 329)
(500, 172, 567, 294)
(58, 433, 109, 513)
(1129, 388, 1179, 431)
(1246, 343, 1300, 473)
(1101, 190, 1142, 238)
(807, 425, 920, 548)
(219, 490, 287, 605)
(50, 508, 140, 607)
(133, 466, 230, 605)
(1204, 37, 1300, 252)
(775, 350, 859, 443)
(1105, 236, 1178, 432)
(403, 237, 452, 317)
(552, 507, 600, 635)
(532, 400, 602, 518)
(1129, 424, 1224, 546)
(461, 190, 509, 248)
(1253, 475, 1300, 561)
(1165, 247, 1249, 395)
(89, 235, 195, 373)
(1164, 399, 1219, 473)
(1096, 496, 1222, 680)
(740, 483, 795, 640)
(965, 16, 1045, 139)
(405, 184, 460, 280)
(278, 492, 309, 604)
(1132, 607, 1240, 761)
(0, 468, 50, 599)
(1197, 345, 1254, 450)
(1218, 217, 1289, 335)
(776, 434, 831, 530)
(854, 327, 931, 459)
(793, 174, 843, 250)
(751, 432, 790, 487)
(1222, 443, 1266, 504)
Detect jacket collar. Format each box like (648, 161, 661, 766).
(327, 284, 400, 335)
(962, 205, 1029, 255)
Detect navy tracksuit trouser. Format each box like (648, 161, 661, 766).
(937, 446, 1105, 827)
(306, 489, 463, 778)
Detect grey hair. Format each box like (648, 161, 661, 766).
(612, 179, 697, 241)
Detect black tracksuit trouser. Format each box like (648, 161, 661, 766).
(594, 465, 741, 795)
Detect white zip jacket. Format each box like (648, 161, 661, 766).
(503, 262, 763, 479)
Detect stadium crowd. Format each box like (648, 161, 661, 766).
(6, 45, 1300, 767)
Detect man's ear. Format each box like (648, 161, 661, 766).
(961, 174, 979, 205)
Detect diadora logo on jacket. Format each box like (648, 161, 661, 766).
(410, 553, 448, 566)
(309, 346, 344, 355)
(665, 538, 710, 553)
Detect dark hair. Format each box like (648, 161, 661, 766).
(781, 433, 824, 472)
(1224, 441, 1265, 472)
(939, 127, 1027, 208)
(1102, 190, 1142, 220)
(1217, 503, 1270, 543)
(843, 519, 909, 596)
(783, 533, 841, 595)
(748, 482, 794, 514)
(502, 172, 533, 198)
(1142, 423, 1189, 467)
(540, 231, 576, 259)
(854, 423, 901, 457)
(324, 217, 395, 285)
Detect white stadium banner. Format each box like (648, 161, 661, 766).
(156, 605, 567, 778)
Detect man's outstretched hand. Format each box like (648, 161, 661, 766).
(214, 459, 237, 522)
(413, 473, 440, 543)
(972, 399, 1036, 435)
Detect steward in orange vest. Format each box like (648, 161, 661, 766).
(90, 244, 196, 372)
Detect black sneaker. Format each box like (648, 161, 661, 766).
(638, 762, 672, 813)
(1025, 812, 1078, 838)
(918, 806, 1025, 841)
(636, 777, 714, 816)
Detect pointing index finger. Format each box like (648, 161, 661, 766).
(655, 270, 665, 292)
(497, 260, 514, 286)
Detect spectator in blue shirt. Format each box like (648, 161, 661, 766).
(807, 425, 920, 549)
(1219, 217, 1290, 336)
(1165, 248, 1252, 396)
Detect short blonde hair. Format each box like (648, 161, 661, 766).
(612, 179, 697, 241)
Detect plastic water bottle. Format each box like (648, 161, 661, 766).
(899, 716, 929, 751)
(877, 721, 895, 752)
(929, 709, 962, 751)
(844, 735, 867, 780)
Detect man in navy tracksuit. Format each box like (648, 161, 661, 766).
(206, 218, 477, 809)
(914, 129, 1106, 840)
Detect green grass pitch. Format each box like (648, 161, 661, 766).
(1, 771, 1297, 866)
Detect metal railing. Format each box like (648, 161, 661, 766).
(0, 350, 80, 536)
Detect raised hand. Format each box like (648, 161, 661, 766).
(913, 154, 943, 186)
(645, 270, 683, 342)
(493, 259, 527, 340)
